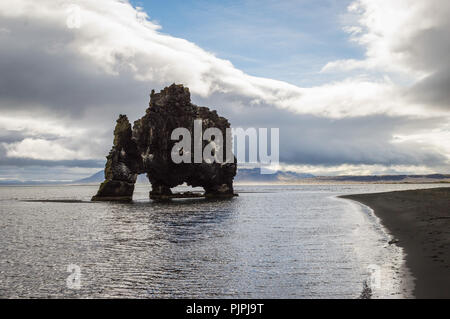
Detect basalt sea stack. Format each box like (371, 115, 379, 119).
(92, 84, 237, 201)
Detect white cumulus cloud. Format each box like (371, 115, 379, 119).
(0, 0, 448, 178)
(3, 138, 89, 161)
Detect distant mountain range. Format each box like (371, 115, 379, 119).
(234, 168, 314, 182)
(72, 170, 105, 184)
(1, 170, 449, 185)
(74, 171, 149, 184)
(312, 174, 450, 183)
(0, 180, 64, 185)
(74, 168, 315, 184)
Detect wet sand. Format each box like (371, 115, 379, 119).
(341, 187, 450, 299)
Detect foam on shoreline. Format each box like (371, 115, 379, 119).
(342, 198, 415, 298)
(341, 187, 450, 299)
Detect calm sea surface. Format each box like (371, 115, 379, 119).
(0, 183, 448, 298)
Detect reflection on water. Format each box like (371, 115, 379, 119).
(0, 183, 447, 298)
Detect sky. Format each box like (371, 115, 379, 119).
(130, 0, 363, 86)
(0, 0, 449, 181)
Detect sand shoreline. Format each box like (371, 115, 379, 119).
(341, 187, 450, 299)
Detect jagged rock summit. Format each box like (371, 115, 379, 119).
(92, 84, 237, 201)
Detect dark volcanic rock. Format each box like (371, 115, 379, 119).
(92, 84, 237, 201)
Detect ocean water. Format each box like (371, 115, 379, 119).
(0, 183, 447, 299)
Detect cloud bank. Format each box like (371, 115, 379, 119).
(0, 0, 448, 179)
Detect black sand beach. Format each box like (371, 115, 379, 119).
(341, 187, 450, 299)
